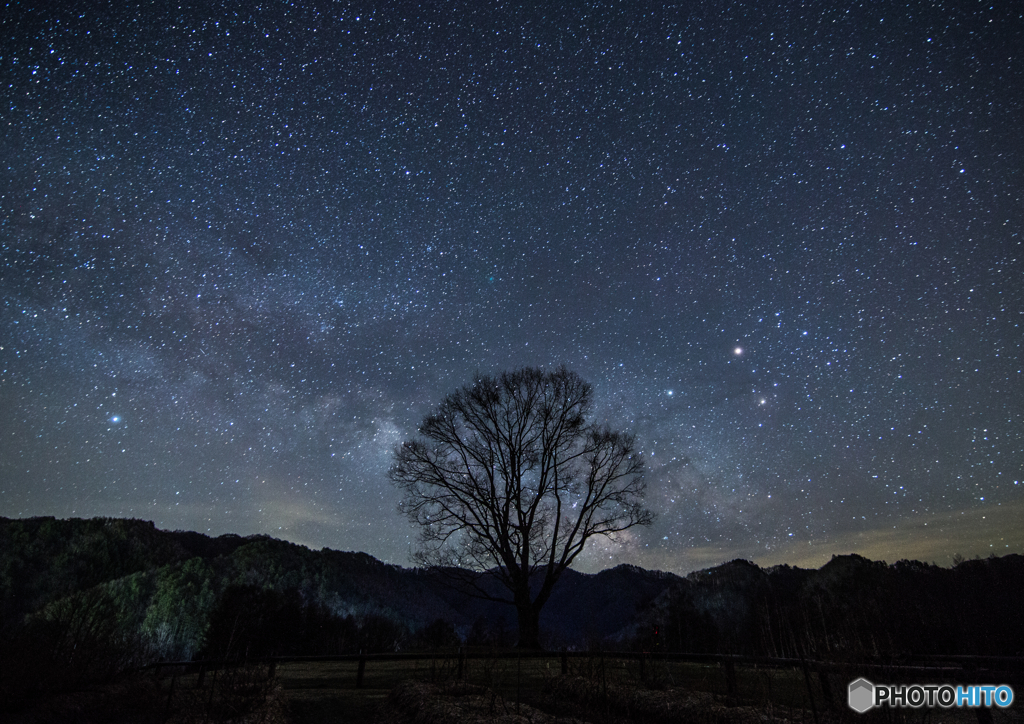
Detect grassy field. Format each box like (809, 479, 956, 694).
(144, 654, 1023, 723)
(274, 653, 823, 723)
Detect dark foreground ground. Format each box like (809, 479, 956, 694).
(8, 655, 1024, 724)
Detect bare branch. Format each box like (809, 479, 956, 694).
(388, 366, 654, 648)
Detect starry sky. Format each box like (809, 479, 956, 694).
(2, 1, 1022, 574)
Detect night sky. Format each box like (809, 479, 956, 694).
(2, 1, 1022, 574)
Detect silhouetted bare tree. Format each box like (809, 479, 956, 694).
(390, 366, 653, 649)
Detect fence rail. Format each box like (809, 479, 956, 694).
(145, 650, 1024, 666)
(142, 649, 1024, 724)
(144, 648, 1024, 687)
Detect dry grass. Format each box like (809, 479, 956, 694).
(6, 676, 167, 724)
(534, 674, 801, 724)
(7, 665, 289, 724)
(164, 664, 290, 724)
(275, 655, 817, 724)
(367, 674, 817, 724)
(375, 679, 585, 724)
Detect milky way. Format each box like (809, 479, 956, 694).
(2, 1, 1021, 573)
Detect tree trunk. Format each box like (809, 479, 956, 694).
(515, 601, 542, 649)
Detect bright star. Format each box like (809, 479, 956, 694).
(734, 347, 743, 355)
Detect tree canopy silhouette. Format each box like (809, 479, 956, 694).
(390, 366, 653, 648)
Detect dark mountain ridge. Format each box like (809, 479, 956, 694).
(0, 516, 681, 651)
(626, 553, 1024, 659)
(2, 515, 1021, 666)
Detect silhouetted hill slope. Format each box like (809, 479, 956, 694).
(627, 553, 1024, 657)
(0, 517, 372, 626)
(0, 516, 682, 654)
(0, 516, 200, 627)
(2, 516, 1021, 661)
(543, 564, 681, 645)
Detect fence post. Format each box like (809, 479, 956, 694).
(516, 649, 521, 716)
(356, 652, 366, 689)
(205, 667, 219, 720)
(801, 660, 820, 724)
(197, 663, 206, 688)
(600, 650, 607, 700)
(268, 658, 277, 679)
(639, 653, 646, 682)
(561, 648, 568, 676)
(723, 660, 737, 707)
(164, 672, 177, 718)
(457, 646, 465, 680)
(817, 668, 834, 709)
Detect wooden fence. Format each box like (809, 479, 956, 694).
(144, 649, 1024, 722)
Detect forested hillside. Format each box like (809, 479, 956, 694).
(2, 515, 1021, 708)
(0, 516, 677, 681)
(628, 553, 1024, 658)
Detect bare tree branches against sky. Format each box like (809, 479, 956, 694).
(391, 366, 651, 646)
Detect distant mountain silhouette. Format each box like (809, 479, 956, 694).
(2, 516, 1021, 667)
(626, 553, 1024, 658)
(0, 516, 682, 655)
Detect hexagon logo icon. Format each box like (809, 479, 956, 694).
(848, 678, 874, 713)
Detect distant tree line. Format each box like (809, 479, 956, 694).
(0, 517, 428, 708)
(2, 516, 1022, 712)
(630, 554, 1024, 659)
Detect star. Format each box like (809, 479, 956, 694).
(0, 0, 1020, 573)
